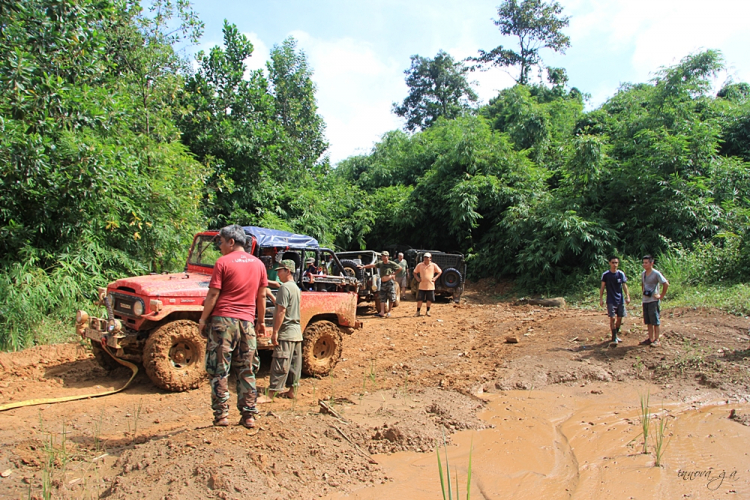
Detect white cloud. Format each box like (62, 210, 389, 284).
(289, 31, 406, 164)
(567, 0, 750, 81)
(242, 32, 270, 73)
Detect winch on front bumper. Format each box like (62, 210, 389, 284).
(75, 309, 126, 349)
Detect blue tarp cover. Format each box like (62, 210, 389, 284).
(243, 226, 319, 248)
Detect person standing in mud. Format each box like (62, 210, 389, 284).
(258, 259, 302, 402)
(639, 255, 669, 348)
(599, 256, 630, 344)
(359, 251, 401, 318)
(396, 252, 408, 301)
(414, 253, 442, 317)
(199, 225, 267, 428)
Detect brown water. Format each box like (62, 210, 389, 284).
(329, 383, 750, 499)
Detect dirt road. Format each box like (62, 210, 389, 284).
(1, 281, 748, 499)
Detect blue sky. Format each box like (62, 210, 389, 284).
(187, 0, 750, 164)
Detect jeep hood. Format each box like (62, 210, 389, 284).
(108, 272, 212, 297)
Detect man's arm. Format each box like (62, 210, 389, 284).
(655, 281, 668, 300)
(599, 282, 606, 307)
(623, 283, 631, 303)
(255, 286, 267, 336)
(271, 304, 286, 346)
(432, 265, 442, 283)
(199, 288, 221, 336)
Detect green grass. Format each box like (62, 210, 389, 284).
(653, 408, 671, 467)
(436, 431, 473, 500)
(639, 391, 651, 455)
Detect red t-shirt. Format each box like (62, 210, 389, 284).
(208, 251, 268, 322)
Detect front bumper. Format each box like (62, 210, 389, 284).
(75, 310, 125, 349)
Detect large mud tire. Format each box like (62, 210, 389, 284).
(143, 320, 206, 392)
(374, 295, 382, 313)
(302, 320, 343, 377)
(91, 342, 120, 371)
(393, 282, 401, 307)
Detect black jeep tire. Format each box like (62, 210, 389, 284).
(143, 320, 206, 392)
(302, 320, 343, 377)
(339, 259, 362, 280)
(91, 342, 121, 371)
(442, 268, 463, 289)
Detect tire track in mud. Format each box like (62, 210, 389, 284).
(550, 413, 580, 498)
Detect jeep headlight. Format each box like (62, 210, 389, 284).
(133, 301, 144, 316)
(107, 292, 115, 306)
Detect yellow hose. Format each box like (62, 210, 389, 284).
(0, 344, 138, 412)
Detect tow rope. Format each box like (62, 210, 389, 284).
(0, 344, 138, 412)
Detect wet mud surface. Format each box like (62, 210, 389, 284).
(0, 280, 749, 499)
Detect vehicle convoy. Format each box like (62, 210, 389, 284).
(335, 250, 401, 310)
(404, 249, 466, 303)
(76, 227, 360, 392)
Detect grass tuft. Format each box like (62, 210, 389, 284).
(436, 430, 473, 500)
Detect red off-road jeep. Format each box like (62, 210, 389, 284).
(76, 227, 361, 392)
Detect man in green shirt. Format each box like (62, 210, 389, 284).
(260, 259, 302, 401)
(396, 252, 408, 301)
(360, 251, 401, 318)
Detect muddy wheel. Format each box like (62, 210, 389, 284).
(410, 278, 419, 296)
(91, 342, 120, 371)
(143, 320, 206, 392)
(393, 282, 401, 307)
(374, 294, 382, 314)
(302, 320, 343, 377)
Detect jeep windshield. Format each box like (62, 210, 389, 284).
(188, 234, 222, 267)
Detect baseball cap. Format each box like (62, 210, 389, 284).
(305, 257, 315, 264)
(381, 251, 389, 257)
(424, 252, 432, 258)
(274, 259, 296, 273)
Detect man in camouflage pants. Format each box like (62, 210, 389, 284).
(359, 251, 401, 318)
(199, 225, 267, 428)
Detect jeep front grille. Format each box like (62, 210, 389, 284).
(112, 293, 142, 318)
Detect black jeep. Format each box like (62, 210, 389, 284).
(404, 249, 466, 303)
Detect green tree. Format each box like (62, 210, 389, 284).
(179, 21, 278, 226)
(393, 50, 478, 132)
(0, 0, 206, 349)
(267, 37, 328, 169)
(470, 0, 570, 85)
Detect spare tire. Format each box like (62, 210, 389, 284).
(442, 268, 462, 289)
(339, 259, 363, 280)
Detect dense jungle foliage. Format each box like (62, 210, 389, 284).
(1, 0, 749, 348)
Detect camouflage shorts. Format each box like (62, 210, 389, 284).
(378, 279, 397, 302)
(205, 316, 259, 419)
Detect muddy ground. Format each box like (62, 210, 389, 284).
(0, 280, 749, 499)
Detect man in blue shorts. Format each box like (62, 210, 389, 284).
(639, 255, 669, 347)
(599, 256, 630, 344)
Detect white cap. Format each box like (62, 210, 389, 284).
(424, 252, 432, 258)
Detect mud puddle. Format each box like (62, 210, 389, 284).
(330, 382, 750, 499)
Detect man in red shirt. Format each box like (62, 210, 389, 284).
(199, 225, 267, 428)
